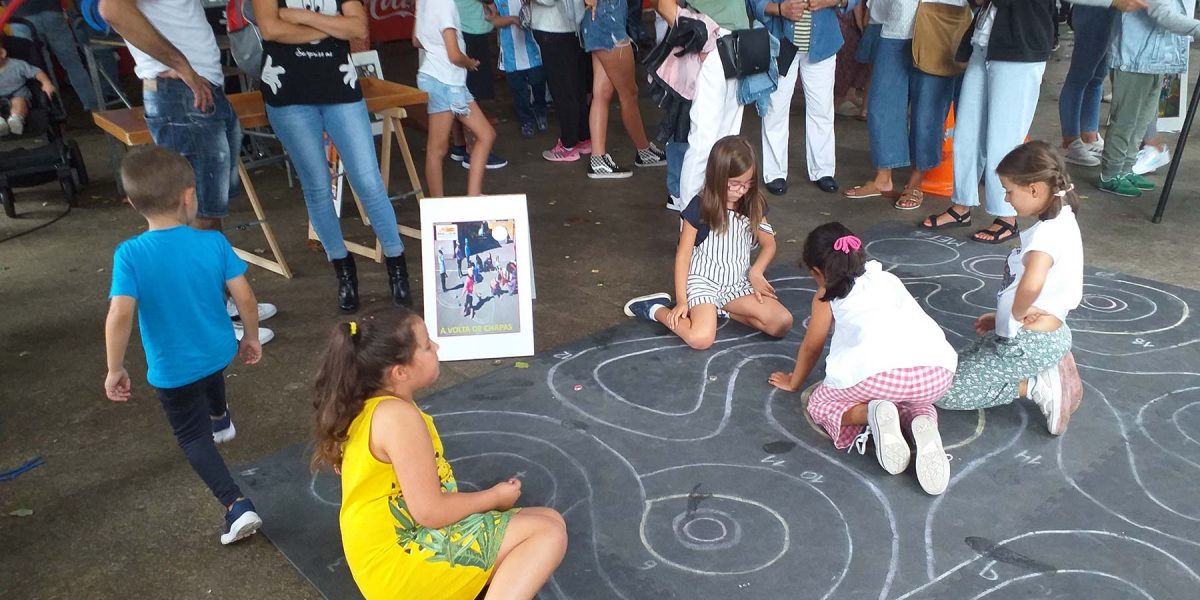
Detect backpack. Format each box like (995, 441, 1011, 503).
(227, 0, 264, 80)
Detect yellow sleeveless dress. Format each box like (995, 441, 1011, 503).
(339, 396, 518, 599)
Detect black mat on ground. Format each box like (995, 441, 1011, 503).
(235, 223, 1200, 599)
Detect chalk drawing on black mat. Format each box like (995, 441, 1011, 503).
(234, 225, 1200, 600)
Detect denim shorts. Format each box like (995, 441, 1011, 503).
(580, 0, 631, 53)
(142, 78, 242, 219)
(417, 72, 473, 116)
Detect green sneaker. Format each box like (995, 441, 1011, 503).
(1125, 173, 1156, 191)
(1098, 174, 1142, 198)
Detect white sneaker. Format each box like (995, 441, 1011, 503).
(1029, 352, 1083, 435)
(865, 400, 911, 475)
(7, 115, 23, 136)
(911, 415, 949, 495)
(1132, 144, 1171, 175)
(1087, 135, 1104, 156)
(228, 299, 278, 322)
(1064, 139, 1100, 167)
(0, 119, 8, 137)
(234, 323, 275, 345)
(665, 195, 683, 212)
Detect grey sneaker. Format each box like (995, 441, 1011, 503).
(623, 292, 671, 322)
(1064, 139, 1100, 167)
(865, 400, 911, 475)
(634, 143, 667, 167)
(911, 415, 949, 495)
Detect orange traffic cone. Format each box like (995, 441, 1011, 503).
(921, 104, 955, 197)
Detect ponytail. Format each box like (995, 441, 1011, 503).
(996, 140, 1080, 220)
(802, 222, 867, 302)
(312, 307, 420, 472)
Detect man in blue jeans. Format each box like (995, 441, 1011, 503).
(10, 0, 119, 111)
(99, 0, 276, 345)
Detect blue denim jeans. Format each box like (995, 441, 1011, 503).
(10, 11, 119, 111)
(266, 101, 405, 260)
(155, 369, 242, 508)
(1059, 6, 1115, 138)
(143, 78, 242, 219)
(867, 38, 955, 171)
(667, 141, 688, 198)
(505, 67, 548, 125)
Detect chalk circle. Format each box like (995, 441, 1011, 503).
(796, 382, 985, 450)
(1069, 278, 1182, 333)
(1079, 293, 1128, 314)
(864, 237, 959, 268)
(961, 255, 1006, 280)
(310, 470, 344, 507)
(1173, 402, 1200, 446)
(641, 494, 789, 575)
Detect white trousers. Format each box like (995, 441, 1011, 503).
(680, 49, 745, 202)
(762, 52, 837, 182)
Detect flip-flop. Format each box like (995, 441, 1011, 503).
(970, 218, 1020, 244)
(894, 188, 924, 211)
(844, 181, 901, 199)
(919, 206, 972, 230)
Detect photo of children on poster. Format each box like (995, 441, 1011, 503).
(433, 220, 521, 337)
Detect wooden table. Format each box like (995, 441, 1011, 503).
(93, 78, 429, 277)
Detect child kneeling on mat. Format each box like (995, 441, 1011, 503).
(936, 141, 1084, 435)
(104, 145, 265, 545)
(623, 136, 794, 349)
(768, 223, 958, 495)
(313, 307, 567, 600)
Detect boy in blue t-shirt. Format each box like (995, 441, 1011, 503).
(104, 145, 265, 546)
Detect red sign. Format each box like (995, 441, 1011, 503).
(367, 0, 415, 42)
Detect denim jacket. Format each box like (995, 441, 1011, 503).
(750, 0, 859, 64)
(1108, 0, 1200, 75)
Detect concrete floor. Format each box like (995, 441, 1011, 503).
(2, 37, 1199, 599)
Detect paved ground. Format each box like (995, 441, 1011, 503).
(1, 35, 1199, 599)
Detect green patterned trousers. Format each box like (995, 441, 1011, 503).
(936, 326, 1073, 410)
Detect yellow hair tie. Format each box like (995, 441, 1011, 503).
(349, 321, 358, 336)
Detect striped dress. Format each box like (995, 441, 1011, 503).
(682, 197, 775, 309)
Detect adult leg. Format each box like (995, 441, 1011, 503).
(323, 101, 405, 258)
(651, 303, 720, 350)
(267, 103, 350, 259)
(900, 70, 954, 209)
(762, 54, 801, 184)
(680, 50, 743, 202)
(533, 31, 578, 145)
(1059, 6, 1114, 145)
(863, 39, 913, 192)
(588, 52, 615, 156)
(594, 45, 650, 150)
(978, 60, 1045, 223)
(923, 47, 986, 228)
(797, 52, 838, 181)
(155, 371, 243, 508)
(26, 11, 100, 111)
(722, 293, 794, 338)
(484, 507, 568, 600)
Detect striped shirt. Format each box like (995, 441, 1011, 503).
(497, 0, 543, 72)
(793, 10, 814, 53)
(682, 198, 775, 285)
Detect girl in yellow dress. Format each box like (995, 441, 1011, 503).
(312, 307, 567, 599)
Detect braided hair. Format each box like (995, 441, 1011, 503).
(996, 140, 1080, 221)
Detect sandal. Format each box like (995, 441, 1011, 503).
(894, 188, 924, 211)
(919, 206, 972, 230)
(971, 218, 1020, 244)
(844, 181, 901, 199)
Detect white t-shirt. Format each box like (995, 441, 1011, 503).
(125, 0, 223, 85)
(824, 261, 958, 389)
(971, 5, 998, 48)
(995, 206, 1084, 338)
(416, 0, 468, 86)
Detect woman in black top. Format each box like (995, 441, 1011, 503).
(255, 0, 411, 312)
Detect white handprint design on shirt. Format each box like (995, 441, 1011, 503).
(262, 55, 286, 94)
(340, 55, 359, 88)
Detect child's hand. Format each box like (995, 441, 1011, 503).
(768, 371, 799, 392)
(1020, 307, 1051, 327)
(974, 312, 996, 336)
(105, 369, 132, 402)
(490, 478, 522, 510)
(750, 271, 777, 303)
(666, 304, 689, 329)
(239, 337, 263, 365)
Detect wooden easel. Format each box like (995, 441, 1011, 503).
(307, 106, 426, 262)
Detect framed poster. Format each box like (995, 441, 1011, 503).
(421, 195, 535, 361)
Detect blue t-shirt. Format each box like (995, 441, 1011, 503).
(109, 226, 247, 389)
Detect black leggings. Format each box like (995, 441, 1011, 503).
(155, 369, 241, 507)
(533, 30, 592, 149)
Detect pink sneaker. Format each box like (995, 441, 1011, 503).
(576, 139, 592, 155)
(542, 140, 581, 162)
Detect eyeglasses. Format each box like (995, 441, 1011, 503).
(727, 179, 752, 192)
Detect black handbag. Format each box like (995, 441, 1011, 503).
(717, 1, 772, 79)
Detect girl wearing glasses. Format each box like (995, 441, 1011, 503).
(622, 136, 793, 349)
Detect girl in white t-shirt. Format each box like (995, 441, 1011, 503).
(936, 141, 1085, 437)
(769, 222, 958, 495)
(415, 0, 497, 197)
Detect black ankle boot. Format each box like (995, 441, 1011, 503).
(331, 255, 359, 313)
(385, 254, 413, 307)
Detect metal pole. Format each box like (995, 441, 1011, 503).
(1153, 70, 1200, 223)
